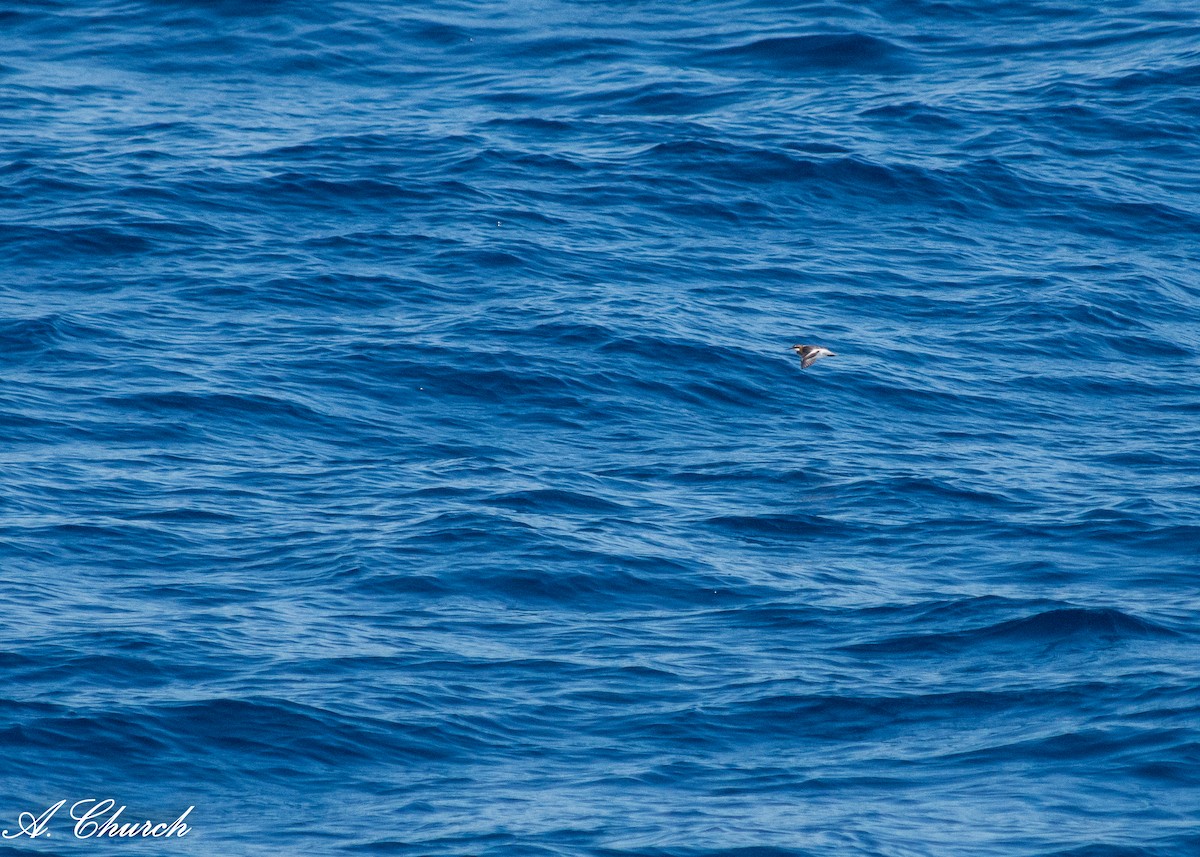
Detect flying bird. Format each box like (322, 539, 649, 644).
(791, 344, 836, 369)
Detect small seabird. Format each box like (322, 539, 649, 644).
(791, 344, 836, 369)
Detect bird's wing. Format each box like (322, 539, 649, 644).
(800, 354, 816, 369)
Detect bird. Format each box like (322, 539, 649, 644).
(791, 344, 836, 369)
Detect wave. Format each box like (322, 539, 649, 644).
(845, 606, 1179, 656)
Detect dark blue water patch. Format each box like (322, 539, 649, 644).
(512, 36, 637, 65)
(703, 512, 848, 542)
(1111, 61, 1200, 91)
(845, 606, 1179, 656)
(596, 848, 818, 857)
(622, 138, 1191, 245)
(1044, 846, 1198, 857)
(95, 389, 342, 434)
(701, 33, 917, 75)
(20, 653, 175, 692)
(948, 722, 1193, 769)
(485, 116, 577, 135)
(859, 100, 969, 135)
(633, 140, 927, 201)
(0, 224, 154, 260)
(605, 684, 1119, 760)
(486, 488, 628, 515)
(188, 272, 431, 310)
(580, 82, 745, 118)
(426, 545, 738, 610)
(840, 474, 1021, 510)
(0, 313, 129, 358)
(165, 697, 456, 765)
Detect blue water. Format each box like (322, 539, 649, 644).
(2, 1, 1199, 854)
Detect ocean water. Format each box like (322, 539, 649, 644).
(2, 1, 1198, 854)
